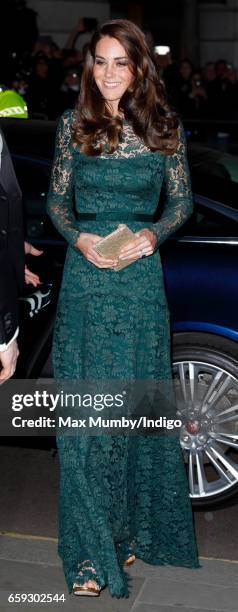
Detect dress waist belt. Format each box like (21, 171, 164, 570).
(75, 211, 154, 222)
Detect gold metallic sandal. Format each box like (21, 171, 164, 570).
(73, 580, 101, 597)
(73, 559, 101, 596)
(124, 554, 136, 567)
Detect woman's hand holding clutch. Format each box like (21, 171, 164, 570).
(75, 232, 119, 268)
(118, 228, 157, 261)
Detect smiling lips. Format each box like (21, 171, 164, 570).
(103, 81, 121, 88)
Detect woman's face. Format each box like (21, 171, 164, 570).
(93, 36, 133, 115)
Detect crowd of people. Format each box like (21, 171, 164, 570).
(0, 14, 96, 120)
(163, 57, 238, 120)
(3, 41, 238, 121)
(0, 4, 237, 121)
(2, 48, 236, 121)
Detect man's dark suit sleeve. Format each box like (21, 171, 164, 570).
(0, 127, 23, 350)
(0, 250, 18, 348)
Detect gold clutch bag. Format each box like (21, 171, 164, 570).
(93, 224, 136, 271)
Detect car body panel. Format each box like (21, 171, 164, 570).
(160, 241, 238, 341)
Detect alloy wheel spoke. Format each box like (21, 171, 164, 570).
(178, 363, 188, 403)
(214, 403, 238, 418)
(201, 372, 231, 413)
(204, 448, 233, 483)
(188, 451, 195, 495)
(213, 434, 238, 449)
(195, 451, 207, 496)
(206, 442, 238, 480)
(214, 414, 238, 425)
(188, 362, 195, 406)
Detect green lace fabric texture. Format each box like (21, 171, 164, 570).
(47, 110, 201, 598)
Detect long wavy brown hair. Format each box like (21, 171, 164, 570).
(72, 19, 179, 156)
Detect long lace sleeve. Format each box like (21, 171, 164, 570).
(149, 120, 193, 249)
(46, 110, 80, 247)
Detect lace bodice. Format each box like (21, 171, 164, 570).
(47, 109, 193, 248)
(95, 120, 152, 158)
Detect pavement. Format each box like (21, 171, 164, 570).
(0, 533, 238, 611)
(0, 445, 238, 611)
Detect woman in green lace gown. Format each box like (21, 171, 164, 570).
(47, 19, 200, 599)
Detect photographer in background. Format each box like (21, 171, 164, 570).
(186, 71, 208, 118)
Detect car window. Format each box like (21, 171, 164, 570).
(13, 156, 51, 211)
(155, 175, 238, 239)
(12, 156, 63, 242)
(174, 203, 238, 238)
(186, 131, 238, 211)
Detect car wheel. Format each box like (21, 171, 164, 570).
(172, 332, 238, 507)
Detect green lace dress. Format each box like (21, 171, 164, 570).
(47, 110, 201, 598)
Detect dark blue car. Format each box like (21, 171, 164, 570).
(1, 117, 238, 508)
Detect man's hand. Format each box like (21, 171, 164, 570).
(0, 340, 19, 382)
(24, 242, 43, 286)
(24, 242, 43, 257)
(75, 232, 119, 269)
(24, 265, 41, 287)
(118, 228, 157, 261)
